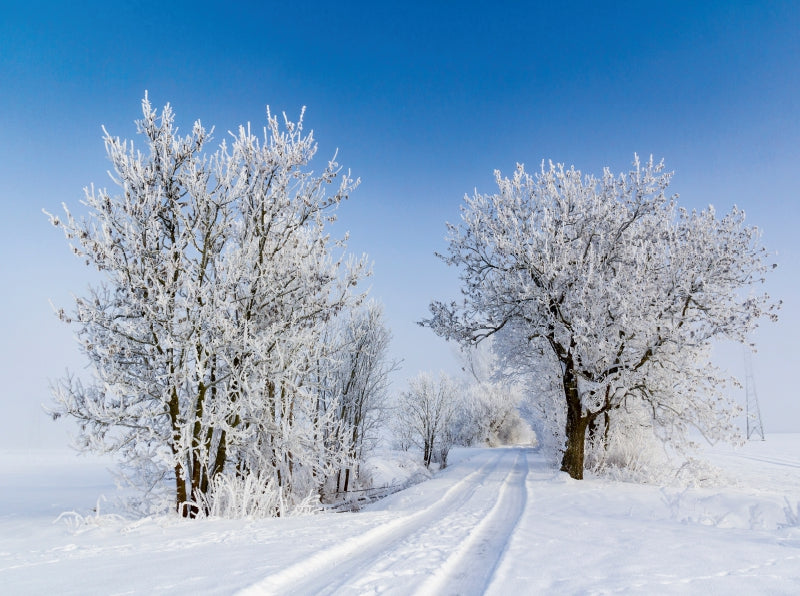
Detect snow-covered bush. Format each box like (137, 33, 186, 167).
(453, 342, 536, 448)
(317, 301, 399, 494)
(456, 382, 534, 447)
(195, 468, 321, 519)
(55, 496, 127, 534)
(584, 405, 672, 483)
(397, 372, 461, 468)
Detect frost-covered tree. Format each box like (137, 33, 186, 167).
(318, 301, 399, 493)
(463, 382, 534, 447)
(398, 372, 460, 468)
(454, 343, 535, 447)
(425, 156, 779, 479)
(46, 95, 368, 516)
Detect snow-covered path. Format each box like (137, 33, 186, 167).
(238, 443, 800, 595)
(241, 449, 529, 595)
(3, 440, 800, 594)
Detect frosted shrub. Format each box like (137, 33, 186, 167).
(55, 496, 127, 533)
(672, 457, 727, 488)
(455, 343, 537, 448)
(517, 363, 566, 466)
(488, 408, 535, 446)
(469, 383, 533, 447)
(584, 406, 671, 483)
(196, 470, 321, 519)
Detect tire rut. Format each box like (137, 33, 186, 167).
(416, 448, 530, 596)
(237, 449, 511, 596)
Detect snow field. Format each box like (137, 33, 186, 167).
(488, 464, 800, 594)
(2, 438, 800, 594)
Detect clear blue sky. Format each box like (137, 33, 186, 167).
(1, 1, 798, 447)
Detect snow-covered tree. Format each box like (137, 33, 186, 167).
(318, 301, 399, 493)
(464, 382, 534, 447)
(454, 342, 535, 447)
(46, 95, 369, 516)
(425, 156, 779, 479)
(398, 372, 460, 468)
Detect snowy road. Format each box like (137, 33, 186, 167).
(3, 442, 800, 594)
(241, 449, 530, 595)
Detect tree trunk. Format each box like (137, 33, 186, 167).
(423, 439, 433, 468)
(174, 462, 190, 516)
(167, 380, 196, 516)
(561, 415, 588, 479)
(560, 358, 588, 479)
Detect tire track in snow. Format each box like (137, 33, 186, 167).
(415, 448, 529, 596)
(237, 449, 509, 596)
(714, 452, 800, 469)
(339, 449, 525, 595)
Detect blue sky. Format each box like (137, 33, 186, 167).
(1, 1, 798, 447)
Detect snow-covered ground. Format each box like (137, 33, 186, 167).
(2, 438, 800, 594)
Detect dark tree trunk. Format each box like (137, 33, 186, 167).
(561, 415, 588, 479)
(167, 380, 197, 517)
(423, 439, 433, 468)
(174, 463, 191, 516)
(560, 358, 588, 479)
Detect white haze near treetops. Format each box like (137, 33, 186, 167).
(0, 1, 797, 448)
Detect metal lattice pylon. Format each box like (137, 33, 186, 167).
(743, 349, 765, 441)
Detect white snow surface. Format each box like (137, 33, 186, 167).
(2, 438, 800, 595)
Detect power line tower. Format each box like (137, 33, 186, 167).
(743, 349, 765, 441)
